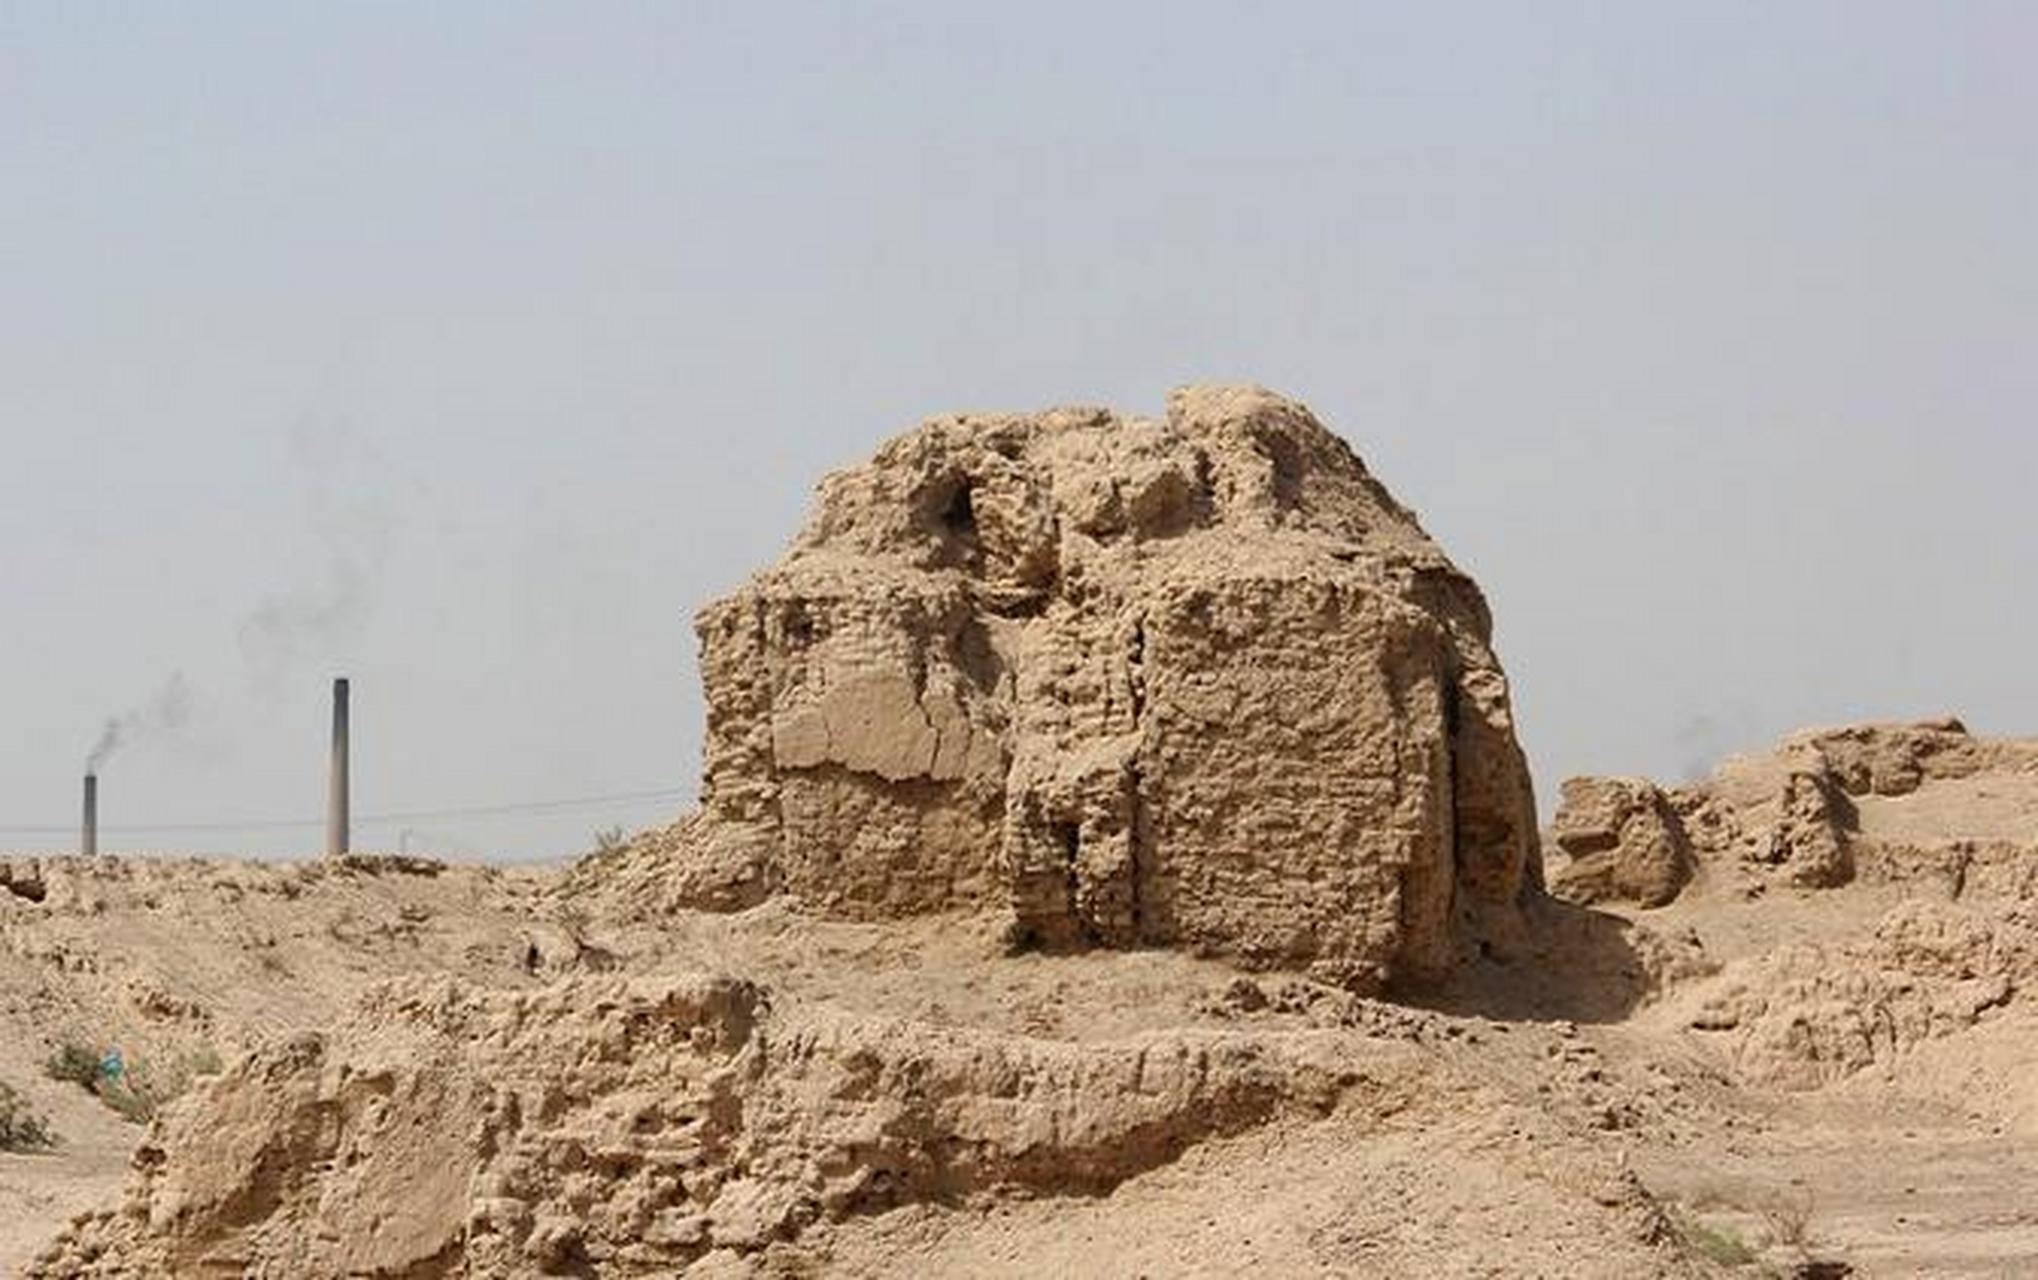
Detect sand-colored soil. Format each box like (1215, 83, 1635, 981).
(4, 730, 2038, 1276)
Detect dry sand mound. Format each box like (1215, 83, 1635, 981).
(1550, 719, 2038, 1093)
(0, 854, 564, 1265)
(41, 972, 1371, 1276)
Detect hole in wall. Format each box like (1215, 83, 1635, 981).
(940, 479, 977, 537)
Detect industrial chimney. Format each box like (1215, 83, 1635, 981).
(82, 773, 98, 858)
(327, 677, 349, 857)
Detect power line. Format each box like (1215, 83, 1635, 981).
(0, 785, 690, 836)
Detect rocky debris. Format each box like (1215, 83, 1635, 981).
(1548, 777, 1695, 908)
(565, 812, 782, 920)
(1789, 717, 1990, 798)
(1544, 720, 2038, 1091)
(682, 385, 1540, 991)
(32, 972, 1365, 1278)
(1, 858, 48, 904)
(1762, 769, 1856, 888)
(1552, 719, 2038, 907)
(1675, 901, 2025, 1090)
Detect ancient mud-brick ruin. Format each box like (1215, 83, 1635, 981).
(692, 385, 1541, 989)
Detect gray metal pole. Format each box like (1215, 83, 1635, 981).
(328, 677, 350, 857)
(82, 773, 98, 858)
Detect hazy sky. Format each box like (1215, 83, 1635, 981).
(4, 4, 2033, 859)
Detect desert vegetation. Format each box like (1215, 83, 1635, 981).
(0, 1081, 56, 1153)
(43, 1039, 221, 1126)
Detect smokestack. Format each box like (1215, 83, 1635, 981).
(82, 773, 98, 858)
(327, 677, 349, 857)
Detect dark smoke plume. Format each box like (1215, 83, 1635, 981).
(237, 559, 373, 687)
(1673, 710, 1761, 783)
(236, 354, 405, 689)
(84, 673, 194, 773)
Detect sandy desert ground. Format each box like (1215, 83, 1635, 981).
(4, 733, 2037, 1277)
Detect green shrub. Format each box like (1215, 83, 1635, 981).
(1676, 1214, 1756, 1267)
(44, 1040, 102, 1090)
(99, 1067, 164, 1125)
(43, 1038, 223, 1125)
(0, 1080, 56, 1151)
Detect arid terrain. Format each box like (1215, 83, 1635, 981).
(5, 388, 2035, 1277)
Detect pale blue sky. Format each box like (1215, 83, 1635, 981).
(3, 4, 2033, 857)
